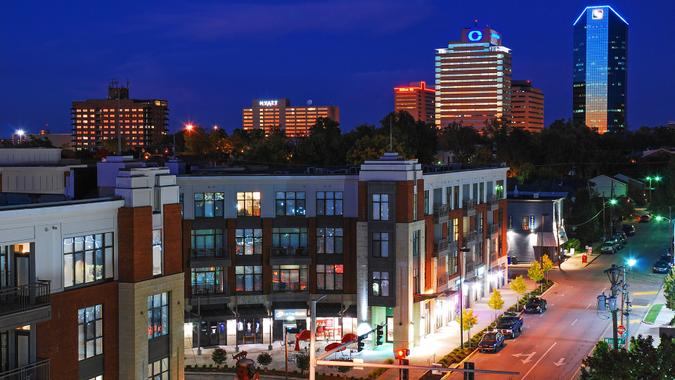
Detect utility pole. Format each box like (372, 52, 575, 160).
(602, 196, 607, 240)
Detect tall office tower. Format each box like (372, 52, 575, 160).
(242, 98, 340, 138)
(435, 25, 512, 130)
(511, 80, 545, 132)
(393, 81, 435, 123)
(573, 5, 628, 133)
(72, 81, 169, 151)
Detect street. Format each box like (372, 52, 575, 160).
(446, 221, 671, 380)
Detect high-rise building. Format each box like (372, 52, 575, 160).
(435, 25, 512, 130)
(511, 80, 545, 132)
(175, 153, 508, 352)
(393, 81, 435, 123)
(573, 5, 628, 133)
(72, 82, 169, 151)
(242, 98, 339, 138)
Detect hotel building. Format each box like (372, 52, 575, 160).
(176, 153, 508, 352)
(393, 81, 435, 123)
(72, 83, 169, 151)
(0, 159, 184, 379)
(572, 5, 628, 133)
(435, 26, 512, 130)
(242, 99, 340, 138)
(511, 80, 545, 132)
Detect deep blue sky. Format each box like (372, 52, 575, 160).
(1, 0, 673, 136)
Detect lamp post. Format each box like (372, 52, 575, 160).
(604, 264, 624, 350)
(309, 295, 327, 380)
(459, 245, 471, 349)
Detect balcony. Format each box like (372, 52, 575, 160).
(190, 248, 230, 267)
(489, 224, 500, 236)
(270, 247, 309, 265)
(463, 231, 479, 243)
(488, 195, 501, 210)
(462, 199, 476, 216)
(190, 285, 228, 306)
(433, 239, 449, 257)
(0, 281, 51, 330)
(0, 359, 50, 380)
(433, 204, 450, 222)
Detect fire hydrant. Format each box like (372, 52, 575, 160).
(582, 254, 588, 264)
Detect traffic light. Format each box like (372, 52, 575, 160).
(394, 348, 409, 359)
(375, 324, 384, 346)
(357, 333, 367, 352)
(401, 359, 410, 380)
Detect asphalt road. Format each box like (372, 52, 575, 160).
(447, 221, 671, 380)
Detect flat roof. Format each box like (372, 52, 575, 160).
(0, 195, 120, 212)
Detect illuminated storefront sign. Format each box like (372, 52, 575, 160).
(467, 30, 483, 42)
(258, 100, 278, 107)
(274, 309, 307, 321)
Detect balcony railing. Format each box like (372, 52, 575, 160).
(271, 247, 308, 257)
(433, 239, 449, 256)
(191, 248, 227, 258)
(462, 199, 476, 211)
(191, 284, 226, 296)
(433, 204, 450, 219)
(464, 231, 479, 243)
(0, 358, 50, 380)
(0, 281, 50, 317)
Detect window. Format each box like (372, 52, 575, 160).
(412, 230, 420, 257)
(508, 216, 513, 229)
(446, 187, 452, 210)
(316, 264, 344, 290)
(152, 229, 162, 276)
(235, 229, 262, 255)
(317, 228, 343, 254)
(272, 228, 308, 255)
(371, 272, 389, 296)
(413, 191, 418, 220)
(479, 182, 485, 203)
(191, 267, 224, 294)
(478, 214, 484, 232)
(235, 266, 263, 292)
(372, 194, 389, 221)
(64, 233, 113, 288)
(88, 376, 103, 380)
(472, 183, 478, 202)
(372, 232, 389, 258)
(317, 191, 344, 216)
(236, 192, 261, 216)
(191, 229, 224, 257)
(275, 192, 306, 216)
(424, 190, 430, 215)
(148, 357, 169, 380)
(448, 249, 458, 276)
(148, 293, 169, 339)
(453, 219, 459, 242)
(272, 265, 308, 291)
(194, 192, 224, 218)
(529, 215, 536, 231)
(78, 304, 103, 361)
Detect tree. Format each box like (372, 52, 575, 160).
(212, 348, 227, 365)
(257, 352, 272, 369)
(487, 290, 505, 319)
(296, 353, 310, 375)
(528, 261, 545, 291)
(541, 254, 554, 282)
(457, 309, 478, 348)
(509, 276, 528, 311)
(665, 267, 675, 311)
(293, 118, 347, 166)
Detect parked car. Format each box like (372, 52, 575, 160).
(601, 241, 616, 255)
(614, 232, 628, 245)
(508, 255, 519, 265)
(640, 215, 651, 223)
(611, 236, 625, 249)
(660, 252, 673, 263)
(496, 313, 523, 339)
(524, 297, 548, 314)
(478, 331, 505, 352)
(652, 260, 672, 274)
(622, 224, 636, 236)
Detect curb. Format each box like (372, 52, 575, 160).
(584, 254, 603, 268)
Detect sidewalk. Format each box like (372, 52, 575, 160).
(376, 280, 537, 380)
(632, 284, 674, 347)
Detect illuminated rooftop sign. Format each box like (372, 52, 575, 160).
(258, 100, 278, 107)
(468, 30, 483, 42)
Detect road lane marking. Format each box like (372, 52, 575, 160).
(554, 357, 566, 367)
(569, 316, 614, 380)
(522, 342, 558, 379)
(570, 318, 578, 326)
(512, 352, 536, 364)
(585, 303, 592, 310)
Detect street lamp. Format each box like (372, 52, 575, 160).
(604, 264, 624, 350)
(626, 258, 637, 268)
(459, 245, 471, 349)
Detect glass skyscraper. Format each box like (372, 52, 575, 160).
(572, 5, 628, 133)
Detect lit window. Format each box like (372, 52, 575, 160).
(372, 271, 389, 296)
(147, 293, 169, 339)
(78, 304, 103, 360)
(275, 192, 306, 216)
(236, 192, 261, 217)
(152, 229, 162, 276)
(63, 233, 113, 288)
(147, 357, 169, 379)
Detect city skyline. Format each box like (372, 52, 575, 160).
(2, 0, 673, 136)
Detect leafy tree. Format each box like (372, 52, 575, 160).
(528, 261, 544, 291)
(665, 267, 675, 311)
(509, 276, 528, 311)
(541, 254, 554, 282)
(296, 353, 310, 375)
(457, 309, 478, 348)
(293, 118, 346, 166)
(487, 290, 504, 319)
(345, 134, 406, 164)
(212, 348, 227, 365)
(256, 352, 272, 369)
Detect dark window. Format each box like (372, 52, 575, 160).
(191, 267, 224, 294)
(424, 190, 430, 215)
(191, 229, 224, 257)
(148, 293, 169, 339)
(272, 228, 308, 255)
(317, 191, 343, 216)
(235, 229, 262, 255)
(371, 271, 390, 296)
(448, 249, 458, 276)
(372, 194, 390, 221)
(235, 266, 263, 292)
(194, 192, 224, 217)
(64, 233, 114, 288)
(272, 265, 308, 291)
(316, 264, 344, 290)
(412, 230, 420, 257)
(372, 232, 389, 258)
(317, 228, 343, 254)
(275, 192, 306, 216)
(78, 304, 103, 361)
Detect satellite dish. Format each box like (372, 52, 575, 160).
(307, 99, 313, 106)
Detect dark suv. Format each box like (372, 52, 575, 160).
(478, 331, 505, 353)
(524, 297, 548, 314)
(496, 312, 523, 338)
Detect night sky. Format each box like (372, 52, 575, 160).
(2, 0, 673, 136)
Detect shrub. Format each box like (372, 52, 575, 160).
(212, 348, 227, 365)
(257, 352, 272, 368)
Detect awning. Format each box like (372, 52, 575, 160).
(532, 232, 561, 247)
(414, 293, 441, 303)
(234, 304, 269, 318)
(315, 304, 356, 318)
(185, 305, 234, 322)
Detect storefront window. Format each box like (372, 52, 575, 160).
(235, 229, 262, 255)
(272, 265, 308, 291)
(316, 264, 343, 291)
(316, 228, 343, 254)
(235, 266, 262, 292)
